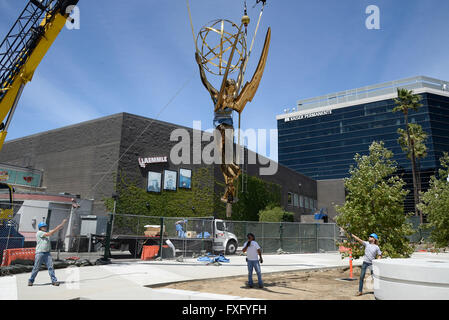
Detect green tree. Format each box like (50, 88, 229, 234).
(259, 205, 294, 222)
(215, 174, 282, 221)
(398, 123, 428, 200)
(418, 153, 449, 248)
(393, 88, 423, 222)
(335, 141, 414, 259)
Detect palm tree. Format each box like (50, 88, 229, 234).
(393, 88, 423, 223)
(398, 123, 428, 204)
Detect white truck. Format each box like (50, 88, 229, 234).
(212, 219, 239, 255)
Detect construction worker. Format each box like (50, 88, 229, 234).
(28, 219, 68, 286)
(175, 219, 187, 238)
(349, 232, 382, 296)
(242, 233, 264, 288)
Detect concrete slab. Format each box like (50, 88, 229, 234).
(0, 252, 365, 300)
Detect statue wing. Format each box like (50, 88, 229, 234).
(234, 27, 271, 114)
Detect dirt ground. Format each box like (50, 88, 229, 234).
(161, 266, 375, 300)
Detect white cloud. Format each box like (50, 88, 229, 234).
(20, 73, 103, 126)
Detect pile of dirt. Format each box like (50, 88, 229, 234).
(161, 266, 375, 300)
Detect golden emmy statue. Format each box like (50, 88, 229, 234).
(188, 0, 270, 217)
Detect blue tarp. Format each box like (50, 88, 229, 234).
(196, 232, 211, 239)
(314, 208, 328, 220)
(197, 254, 230, 263)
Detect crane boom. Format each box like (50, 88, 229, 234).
(0, 0, 79, 150)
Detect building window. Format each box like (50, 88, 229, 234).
(287, 192, 292, 206)
(300, 195, 304, 208)
(305, 197, 309, 209)
(293, 193, 299, 207)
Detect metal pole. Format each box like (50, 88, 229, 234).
(5, 220, 12, 252)
(103, 212, 113, 261)
(56, 229, 62, 261)
(64, 206, 74, 252)
(316, 224, 319, 253)
(279, 222, 284, 250)
(159, 217, 164, 260)
(201, 219, 205, 252)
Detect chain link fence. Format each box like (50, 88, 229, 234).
(224, 221, 341, 254)
(109, 214, 215, 259)
(1, 201, 344, 264)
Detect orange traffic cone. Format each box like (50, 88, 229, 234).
(349, 249, 353, 279)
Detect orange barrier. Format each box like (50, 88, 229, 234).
(1, 248, 35, 267)
(140, 245, 168, 261)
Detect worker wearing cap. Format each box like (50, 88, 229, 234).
(28, 219, 68, 286)
(350, 232, 382, 296)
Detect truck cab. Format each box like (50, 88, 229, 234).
(213, 219, 238, 255)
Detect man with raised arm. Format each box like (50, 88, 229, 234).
(28, 219, 68, 286)
(348, 232, 382, 296)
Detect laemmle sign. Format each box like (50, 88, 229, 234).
(138, 156, 168, 168)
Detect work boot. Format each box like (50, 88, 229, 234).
(28, 282, 33, 287)
(356, 292, 362, 296)
(52, 282, 60, 286)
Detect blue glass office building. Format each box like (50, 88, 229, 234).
(277, 76, 449, 212)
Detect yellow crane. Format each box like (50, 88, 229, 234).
(0, 0, 79, 220)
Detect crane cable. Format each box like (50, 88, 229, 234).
(186, 0, 198, 53)
(241, 1, 266, 80)
(237, 0, 266, 174)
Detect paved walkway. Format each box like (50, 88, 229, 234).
(1, 252, 447, 300)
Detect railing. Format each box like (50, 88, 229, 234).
(292, 76, 449, 112)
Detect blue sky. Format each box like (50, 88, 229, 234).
(1, 0, 449, 161)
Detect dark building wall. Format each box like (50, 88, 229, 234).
(1, 112, 318, 220)
(0, 114, 124, 214)
(118, 114, 317, 219)
(317, 179, 345, 222)
(116, 113, 216, 216)
(245, 151, 317, 221)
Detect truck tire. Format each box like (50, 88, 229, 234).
(128, 241, 142, 258)
(225, 240, 237, 255)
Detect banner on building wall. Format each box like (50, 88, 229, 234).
(163, 170, 177, 191)
(0, 167, 42, 188)
(147, 171, 162, 193)
(179, 168, 192, 189)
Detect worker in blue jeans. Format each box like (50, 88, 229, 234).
(349, 232, 382, 296)
(28, 219, 67, 286)
(242, 233, 264, 288)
